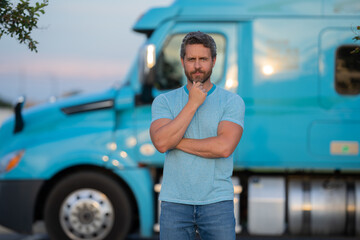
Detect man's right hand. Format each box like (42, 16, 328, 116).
(188, 82, 207, 108)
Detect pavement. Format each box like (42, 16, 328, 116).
(0, 223, 158, 240)
(1, 223, 359, 240)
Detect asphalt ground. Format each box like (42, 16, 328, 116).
(1, 224, 359, 240)
(0, 232, 359, 240)
(0, 234, 359, 240)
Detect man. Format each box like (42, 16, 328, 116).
(150, 31, 245, 240)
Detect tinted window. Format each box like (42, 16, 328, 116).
(154, 33, 226, 90)
(335, 45, 360, 95)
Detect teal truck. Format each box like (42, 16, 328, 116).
(0, 0, 360, 239)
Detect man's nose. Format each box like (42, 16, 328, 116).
(194, 59, 201, 69)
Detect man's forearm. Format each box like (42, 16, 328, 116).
(175, 137, 232, 159)
(150, 102, 198, 153)
(175, 121, 243, 158)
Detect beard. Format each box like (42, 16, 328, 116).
(184, 67, 213, 84)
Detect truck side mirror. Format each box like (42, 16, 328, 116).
(138, 44, 156, 104)
(145, 44, 156, 70)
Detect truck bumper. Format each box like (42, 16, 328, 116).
(0, 179, 44, 234)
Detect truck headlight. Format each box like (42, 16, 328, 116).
(0, 150, 25, 173)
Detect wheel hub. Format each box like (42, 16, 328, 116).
(60, 189, 114, 240)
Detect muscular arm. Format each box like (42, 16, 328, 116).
(150, 104, 196, 153)
(150, 82, 207, 153)
(175, 120, 243, 158)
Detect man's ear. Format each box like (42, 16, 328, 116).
(181, 57, 184, 67)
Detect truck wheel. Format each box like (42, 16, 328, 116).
(44, 171, 132, 240)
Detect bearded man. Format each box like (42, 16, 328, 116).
(150, 31, 245, 240)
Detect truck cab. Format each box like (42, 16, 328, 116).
(0, 0, 360, 239)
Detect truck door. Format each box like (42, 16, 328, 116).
(134, 22, 238, 166)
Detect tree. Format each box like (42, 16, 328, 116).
(351, 25, 360, 54)
(0, 0, 48, 52)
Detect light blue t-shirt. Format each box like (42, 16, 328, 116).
(151, 85, 245, 205)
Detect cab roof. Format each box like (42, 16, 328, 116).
(133, 0, 360, 33)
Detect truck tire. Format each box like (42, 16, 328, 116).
(44, 171, 132, 240)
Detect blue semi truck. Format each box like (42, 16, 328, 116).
(1, 0, 360, 239)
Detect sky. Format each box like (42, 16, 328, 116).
(0, 0, 173, 105)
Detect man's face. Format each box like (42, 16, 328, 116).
(181, 44, 216, 84)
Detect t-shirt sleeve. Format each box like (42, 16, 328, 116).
(151, 94, 173, 123)
(221, 94, 245, 128)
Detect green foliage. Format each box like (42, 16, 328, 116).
(351, 25, 360, 54)
(0, 0, 49, 52)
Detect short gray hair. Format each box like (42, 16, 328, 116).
(180, 31, 217, 60)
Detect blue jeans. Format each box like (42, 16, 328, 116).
(160, 200, 236, 240)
